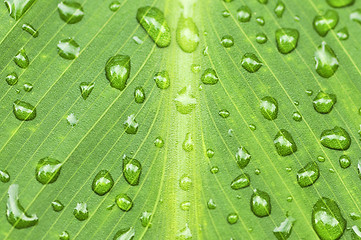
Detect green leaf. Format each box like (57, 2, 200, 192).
(0, 0, 361, 239)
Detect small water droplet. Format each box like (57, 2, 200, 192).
(133, 86, 145, 104)
(260, 96, 278, 120)
(231, 173, 250, 189)
(221, 35, 234, 48)
(13, 100, 36, 121)
(132, 36, 143, 45)
(256, 17, 265, 26)
(57, 38, 80, 60)
(254, 168, 261, 175)
(66, 113, 78, 126)
(317, 155, 325, 162)
(58, 1, 84, 24)
(0, 170, 10, 183)
(176, 15, 199, 53)
(251, 189, 271, 217)
(51, 200, 64, 212)
(59, 231, 70, 240)
(336, 27, 349, 40)
(297, 161, 319, 187)
(305, 89, 313, 96)
(350, 212, 361, 220)
(320, 126, 351, 150)
(115, 193, 133, 211)
(6, 72, 18, 86)
(235, 146, 251, 168)
(154, 71, 170, 89)
(241, 53, 262, 73)
(274, 1, 285, 18)
(202, 46, 208, 56)
(140, 211, 152, 227)
(180, 201, 191, 211)
(327, 0, 355, 7)
(218, 109, 230, 118)
(35, 157, 62, 184)
(314, 41, 339, 78)
(312, 197, 346, 240)
(292, 111, 302, 122)
(206, 149, 215, 158)
(123, 114, 138, 134)
(313, 10, 339, 37)
(22, 23, 38, 38)
(179, 175, 192, 191)
(79, 82, 94, 100)
(182, 133, 194, 152)
(339, 155, 351, 169)
(201, 68, 219, 85)
(249, 124, 256, 131)
(123, 155, 142, 186)
(313, 91, 337, 114)
(237, 6, 252, 22)
(191, 64, 201, 73)
(92, 170, 114, 195)
(227, 213, 238, 224)
(222, 10, 230, 18)
(274, 129, 297, 156)
(351, 225, 361, 239)
(273, 216, 295, 240)
(154, 136, 164, 148)
(109, 1, 121, 12)
(287, 196, 293, 202)
(113, 227, 135, 240)
(210, 166, 219, 174)
(276, 28, 299, 54)
(174, 86, 197, 114)
(207, 199, 216, 209)
(350, 9, 361, 24)
(14, 48, 29, 68)
(137, 6, 171, 48)
(105, 54, 130, 90)
(256, 33, 268, 44)
(176, 224, 192, 240)
(23, 83, 33, 92)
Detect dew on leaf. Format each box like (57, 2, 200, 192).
(227, 213, 238, 224)
(58, 1, 84, 24)
(305, 89, 313, 96)
(6, 72, 18, 86)
(320, 126, 351, 150)
(274, 129, 297, 156)
(132, 36, 143, 45)
(254, 168, 261, 175)
(67, 113, 78, 126)
(249, 124, 256, 131)
(154, 71, 170, 89)
(297, 161, 319, 187)
(260, 96, 278, 120)
(182, 133, 194, 152)
(179, 175, 192, 191)
(180, 201, 191, 211)
(59, 231, 70, 240)
(176, 224, 192, 240)
(317, 155, 325, 162)
(4, 0, 35, 20)
(134, 86, 145, 103)
(191, 64, 201, 73)
(113, 227, 135, 240)
(201, 68, 218, 85)
(350, 9, 361, 24)
(207, 199, 216, 209)
(92, 170, 114, 195)
(23, 83, 33, 92)
(206, 148, 215, 158)
(314, 42, 339, 78)
(336, 27, 349, 40)
(327, 0, 354, 7)
(274, 1, 285, 18)
(241, 53, 262, 73)
(235, 146, 251, 169)
(351, 226, 361, 239)
(14, 48, 29, 68)
(210, 166, 219, 174)
(51, 200, 64, 212)
(137, 6, 171, 48)
(140, 211, 152, 227)
(154, 136, 164, 148)
(22, 23, 38, 37)
(13, 100, 36, 121)
(275, 28, 299, 54)
(57, 38, 80, 60)
(313, 10, 339, 37)
(273, 216, 296, 240)
(109, 1, 121, 12)
(256, 33, 268, 44)
(231, 173, 250, 190)
(105, 54, 130, 91)
(123, 114, 138, 134)
(256, 17, 265, 26)
(35, 157, 62, 184)
(237, 6, 251, 22)
(292, 111, 302, 122)
(221, 35, 234, 48)
(0, 170, 10, 183)
(339, 155, 351, 169)
(218, 109, 230, 118)
(350, 212, 361, 220)
(123, 155, 142, 186)
(115, 193, 133, 212)
(250, 189, 271, 217)
(174, 86, 197, 114)
(176, 15, 200, 53)
(222, 10, 230, 18)
(79, 82, 94, 100)
(313, 91, 337, 114)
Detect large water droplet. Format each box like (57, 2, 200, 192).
(350, 9, 361, 24)
(227, 213, 238, 224)
(58, 1, 84, 24)
(13, 100, 36, 121)
(250, 189, 271, 217)
(231, 173, 250, 189)
(123, 114, 138, 134)
(313, 91, 337, 114)
(312, 197, 346, 240)
(235, 146, 251, 168)
(57, 38, 80, 60)
(207, 199, 216, 209)
(221, 35, 234, 48)
(260, 96, 278, 120)
(241, 53, 262, 73)
(275, 28, 299, 54)
(114, 227, 135, 240)
(274, 1, 285, 18)
(320, 126, 351, 150)
(4, 0, 35, 20)
(105, 55, 130, 91)
(6, 72, 18, 86)
(79, 82, 94, 100)
(274, 129, 297, 156)
(313, 10, 339, 37)
(115, 193, 133, 211)
(314, 42, 339, 78)
(237, 6, 252, 22)
(182, 133, 194, 152)
(35, 157, 62, 184)
(201, 68, 219, 85)
(0, 170, 10, 183)
(327, 0, 354, 8)
(154, 71, 170, 89)
(73, 202, 88, 221)
(297, 161, 319, 187)
(6, 184, 38, 228)
(109, 1, 121, 12)
(136, 6, 171, 48)
(176, 15, 199, 53)
(174, 86, 196, 114)
(92, 170, 114, 195)
(134, 86, 145, 103)
(292, 111, 302, 122)
(123, 155, 142, 186)
(22, 23, 38, 37)
(339, 155, 351, 169)
(273, 216, 296, 240)
(51, 200, 64, 212)
(14, 48, 29, 68)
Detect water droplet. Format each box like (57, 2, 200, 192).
(201, 68, 219, 85)
(179, 175, 192, 191)
(317, 155, 325, 162)
(14, 48, 29, 68)
(23, 83, 33, 92)
(314, 42, 339, 78)
(210, 166, 219, 174)
(66, 113, 78, 126)
(350, 212, 361, 220)
(115, 193, 133, 211)
(305, 89, 313, 96)
(350, 9, 361, 24)
(202, 46, 209, 56)
(221, 35, 234, 48)
(182, 133, 194, 152)
(287, 196, 293, 202)
(254, 168, 261, 175)
(123, 155, 142, 186)
(140, 211, 152, 227)
(256, 33, 268, 44)
(286, 167, 292, 172)
(0, 170, 10, 183)
(249, 124, 256, 131)
(106, 203, 115, 210)
(6, 184, 38, 228)
(105, 54, 130, 90)
(51, 200, 64, 212)
(109, 1, 121, 12)
(297, 161, 319, 187)
(132, 36, 143, 45)
(292, 111, 302, 122)
(260, 96, 278, 120)
(241, 53, 262, 73)
(250, 189, 271, 217)
(207, 199, 216, 209)
(35, 157, 62, 184)
(336, 27, 349, 40)
(4, 0, 35, 20)
(13, 100, 36, 121)
(256, 17, 265, 26)
(231, 173, 250, 190)
(176, 15, 199, 53)
(338, 154, 351, 169)
(153, 137, 164, 148)
(180, 201, 191, 211)
(222, 10, 230, 18)
(137, 6, 171, 48)
(273, 216, 295, 240)
(154, 71, 170, 89)
(123, 114, 138, 134)
(274, 1, 285, 18)
(174, 86, 196, 114)
(22, 23, 38, 38)
(227, 213, 238, 224)
(134, 86, 145, 104)
(313, 91, 337, 114)
(320, 126, 351, 150)
(351, 225, 361, 239)
(274, 129, 297, 156)
(113, 227, 135, 240)
(79, 82, 94, 100)
(237, 6, 252, 22)
(191, 64, 201, 73)
(206, 149, 215, 158)
(58, 1, 84, 24)
(176, 224, 192, 240)
(92, 170, 114, 195)
(312, 197, 346, 240)
(59, 231, 70, 240)
(235, 146, 251, 168)
(275, 28, 299, 54)
(327, 0, 354, 8)
(313, 10, 339, 37)
(57, 38, 80, 60)
(218, 109, 230, 118)
(6, 72, 18, 86)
